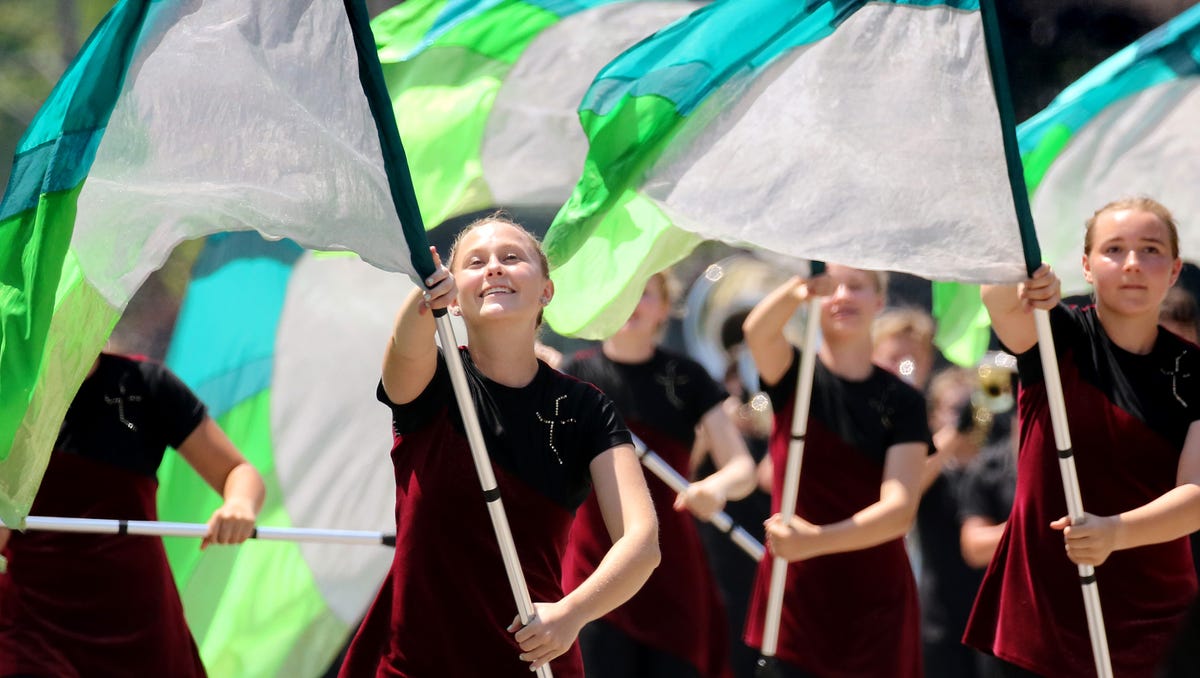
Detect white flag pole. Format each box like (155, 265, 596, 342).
(758, 294, 822, 671)
(1034, 309, 1114, 678)
(434, 313, 553, 678)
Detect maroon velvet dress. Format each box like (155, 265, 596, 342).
(561, 348, 732, 677)
(743, 348, 930, 678)
(964, 304, 1200, 677)
(0, 353, 207, 678)
(338, 349, 630, 678)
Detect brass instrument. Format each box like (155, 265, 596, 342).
(682, 253, 809, 386)
(682, 253, 808, 439)
(965, 351, 1017, 444)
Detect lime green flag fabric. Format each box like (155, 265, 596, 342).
(543, 0, 1039, 339)
(0, 0, 434, 527)
(156, 234, 409, 677)
(374, 0, 700, 229)
(934, 4, 1200, 365)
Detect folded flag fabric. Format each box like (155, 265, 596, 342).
(157, 234, 406, 677)
(374, 0, 701, 230)
(542, 0, 1037, 339)
(0, 0, 434, 526)
(933, 3, 1200, 364)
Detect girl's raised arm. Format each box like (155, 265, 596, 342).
(382, 247, 454, 405)
(981, 264, 1060, 356)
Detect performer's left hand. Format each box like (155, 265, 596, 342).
(674, 478, 727, 521)
(203, 498, 258, 550)
(508, 601, 583, 671)
(764, 513, 821, 562)
(1051, 512, 1117, 566)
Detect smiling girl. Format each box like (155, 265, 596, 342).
(337, 215, 659, 677)
(741, 265, 931, 678)
(964, 197, 1200, 677)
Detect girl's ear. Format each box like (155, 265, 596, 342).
(1170, 258, 1183, 287)
(1082, 254, 1093, 285)
(541, 279, 554, 306)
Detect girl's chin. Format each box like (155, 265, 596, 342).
(473, 303, 536, 320)
(823, 321, 870, 339)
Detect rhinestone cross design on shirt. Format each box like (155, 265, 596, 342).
(1162, 351, 1191, 408)
(536, 395, 576, 465)
(654, 359, 690, 410)
(867, 382, 896, 430)
(104, 383, 142, 431)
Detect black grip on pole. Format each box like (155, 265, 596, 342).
(431, 307, 448, 318)
(755, 656, 784, 678)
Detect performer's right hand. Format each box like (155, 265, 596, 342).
(418, 246, 455, 314)
(1017, 264, 1060, 311)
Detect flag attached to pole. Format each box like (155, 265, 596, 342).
(934, 4, 1200, 364)
(374, 0, 701, 230)
(543, 0, 1038, 339)
(0, 0, 436, 527)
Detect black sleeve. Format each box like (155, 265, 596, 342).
(760, 345, 800, 410)
(377, 351, 452, 435)
(567, 381, 633, 466)
(681, 357, 729, 423)
(140, 361, 207, 448)
(889, 381, 934, 453)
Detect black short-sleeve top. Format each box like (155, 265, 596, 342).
(378, 347, 631, 510)
(55, 352, 207, 478)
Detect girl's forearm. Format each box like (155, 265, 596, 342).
(222, 462, 265, 513)
(1113, 484, 1200, 550)
(557, 524, 659, 624)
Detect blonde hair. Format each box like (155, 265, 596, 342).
(872, 307, 934, 348)
(647, 270, 682, 305)
(1084, 197, 1179, 258)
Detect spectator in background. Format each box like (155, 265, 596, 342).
(872, 307, 938, 391)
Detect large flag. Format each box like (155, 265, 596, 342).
(0, 0, 435, 527)
(934, 4, 1200, 365)
(374, 0, 701, 230)
(155, 234, 407, 676)
(542, 0, 1038, 339)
